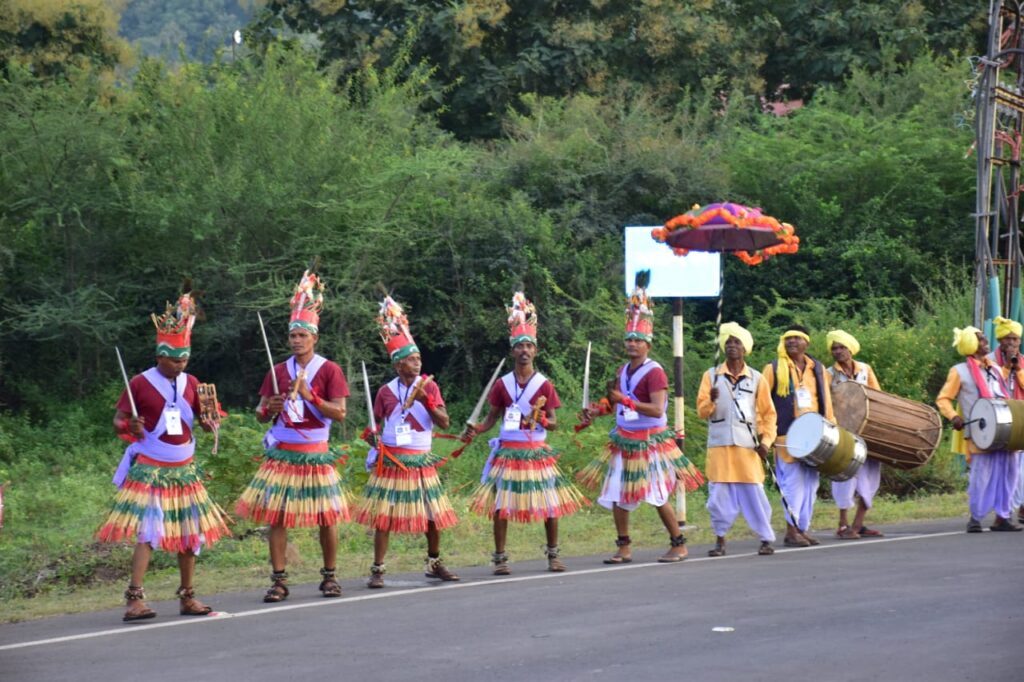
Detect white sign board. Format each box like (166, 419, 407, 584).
(623, 225, 721, 298)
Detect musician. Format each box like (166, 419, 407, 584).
(357, 295, 459, 588)
(762, 325, 834, 547)
(97, 289, 230, 621)
(465, 292, 587, 575)
(696, 323, 778, 557)
(826, 330, 883, 540)
(936, 327, 1022, 532)
(236, 269, 352, 601)
(987, 317, 1024, 525)
(577, 273, 703, 564)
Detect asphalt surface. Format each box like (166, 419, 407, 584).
(1, 518, 1021, 682)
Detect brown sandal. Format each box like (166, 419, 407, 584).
(319, 567, 342, 598)
(707, 542, 726, 557)
(757, 541, 775, 556)
(492, 551, 510, 575)
(603, 535, 633, 564)
(177, 586, 213, 616)
(122, 585, 156, 622)
(263, 570, 290, 603)
(545, 545, 566, 572)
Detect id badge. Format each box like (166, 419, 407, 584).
(286, 398, 305, 422)
(795, 387, 812, 410)
(164, 407, 183, 436)
(623, 408, 639, 422)
(394, 423, 412, 446)
(504, 407, 522, 430)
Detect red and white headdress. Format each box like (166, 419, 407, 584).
(289, 269, 324, 334)
(152, 290, 196, 358)
(624, 270, 653, 342)
(507, 291, 538, 346)
(378, 295, 419, 361)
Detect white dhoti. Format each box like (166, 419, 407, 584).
(774, 455, 819, 532)
(968, 452, 1020, 521)
(831, 458, 882, 510)
(706, 482, 775, 542)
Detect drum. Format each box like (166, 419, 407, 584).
(785, 413, 867, 482)
(831, 382, 942, 470)
(969, 398, 1024, 451)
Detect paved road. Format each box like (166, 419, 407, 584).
(1, 519, 1021, 682)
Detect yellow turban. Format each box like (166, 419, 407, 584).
(952, 327, 982, 356)
(826, 329, 860, 356)
(994, 316, 1023, 339)
(776, 329, 811, 397)
(718, 322, 753, 354)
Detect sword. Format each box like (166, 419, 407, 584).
(581, 341, 592, 409)
(257, 311, 279, 394)
(466, 358, 505, 427)
(361, 361, 377, 437)
(114, 346, 138, 418)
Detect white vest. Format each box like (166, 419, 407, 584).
(828, 362, 870, 387)
(705, 366, 761, 449)
(953, 362, 1007, 440)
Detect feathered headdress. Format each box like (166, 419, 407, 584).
(289, 268, 324, 334)
(624, 270, 653, 342)
(152, 289, 197, 358)
(378, 294, 419, 361)
(507, 291, 538, 346)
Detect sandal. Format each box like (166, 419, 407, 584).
(545, 545, 566, 573)
(783, 536, 810, 548)
(836, 525, 861, 540)
(367, 564, 385, 589)
(122, 585, 156, 622)
(801, 532, 821, 546)
(657, 534, 688, 563)
(990, 518, 1024, 532)
(857, 526, 883, 537)
(757, 541, 775, 556)
(604, 535, 633, 564)
(425, 556, 460, 581)
(263, 570, 290, 603)
(492, 551, 511, 576)
(707, 542, 726, 557)
(319, 567, 343, 597)
(177, 586, 213, 616)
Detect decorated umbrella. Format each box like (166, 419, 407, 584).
(652, 201, 800, 524)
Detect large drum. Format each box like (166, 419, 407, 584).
(831, 382, 942, 470)
(785, 413, 867, 482)
(969, 398, 1024, 451)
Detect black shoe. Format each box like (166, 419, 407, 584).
(966, 518, 983, 533)
(990, 518, 1023, 532)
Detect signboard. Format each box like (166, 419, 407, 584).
(623, 225, 721, 298)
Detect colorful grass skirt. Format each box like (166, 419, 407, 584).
(577, 426, 704, 508)
(235, 442, 350, 528)
(356, 447, 458, 533)
(97, 455, 230, 554)
(470, 441, 588, 522)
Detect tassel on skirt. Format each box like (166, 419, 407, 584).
(235, 445, 350, 528)
(356, 450, 458, 533)
(577, 426, 704, 505)
(470, 442, 589, 522)
(97, 457, 230, 554)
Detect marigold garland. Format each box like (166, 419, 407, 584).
(652, 202, 799, 266)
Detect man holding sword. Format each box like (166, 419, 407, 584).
(236, 267, 352, 601)
(356, 295, 459, 588)
(464, 292, 588, 575)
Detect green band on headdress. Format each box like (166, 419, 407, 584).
(156, 343, 191, 358)
(390, 344, 420, 361)
(624, 331, 652, 342)
(289, 320, 319, 334)
(509, 334, 537, 347)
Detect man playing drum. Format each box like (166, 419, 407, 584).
(762, 325, 834, 547)
(827, 330, 883, 540)
(987, 317, 1024, 525)
(936, 327, 1023, 533)
(696, 323, 778, 556)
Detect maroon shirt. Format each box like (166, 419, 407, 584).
(488, 373, 561, 411)
(616, 362, 669, 402)
(259, 358, 349, 429)
(116, 372, 200, 445)
(373, 379, 445, 431)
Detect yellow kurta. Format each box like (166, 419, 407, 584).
(696, 363, 778, 483)
(934, 363, 1016, 456)
(762, 357, 834, 463)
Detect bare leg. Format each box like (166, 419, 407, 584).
(493, 516, 509, 554)
(838, 508, 850, 529)
(544, 518, 558, 547)
(374, 530, 390, 565)
(177, 550, 196, 588)
(177, 550, 211, 614)
(319, 524, 338, 569)
(611, 504, 632, 561)
(268, 525, 288, 572)
(656, 502, 688, 560)
(851, 499, 868, 532)
(425, 521, 440, 556)
(125, 543, 153, 618)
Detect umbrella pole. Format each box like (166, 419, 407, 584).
(672, 297, 687, 528)
(712, 261, 724, 366)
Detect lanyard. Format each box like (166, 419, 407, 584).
(168, 377, 178, 406)
(513, 373, 536, 403)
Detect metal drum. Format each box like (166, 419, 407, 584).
(969, 397, 1024, 451)
(785, 413, 867, 482)
(832, 382, 942, 470)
